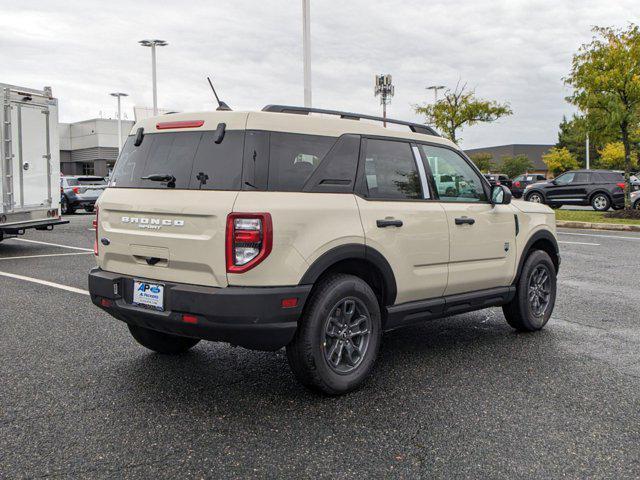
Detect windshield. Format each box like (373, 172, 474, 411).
(110, 131, 244, 190)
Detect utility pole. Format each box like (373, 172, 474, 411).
(586, 133, 590, 169)
(139, 39, 168, 115)
(109, 93, 128, 154)
(374, 74, 394, 127)
(426, 85, 446, 103)
(302, 0, 312, 107)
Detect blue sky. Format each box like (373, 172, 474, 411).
(0, 0, 637, 148)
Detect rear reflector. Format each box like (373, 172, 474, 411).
(156, 120, 205, 130)
(281, 298, 298, 308)
(100, 298, 113, 308)
(182, 314, 198, 324)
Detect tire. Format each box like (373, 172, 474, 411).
(526, 192, 544, 204)
(634, 201, 640, 210)
(128, 324, 200, 354)
(591, 193, 610, 211)
(286, 274, 382, 395)
(61, 196, 75, 215)
(549, 204, 561, 210)
(84, 205, 95, 213)
(503, 250, 556, 332)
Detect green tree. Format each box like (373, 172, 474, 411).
(499, 154, 534, 178)
(597, 142, 639, 170)
(469, 152, 494, 173)
(565, 24, 640, 208)
(414, 83, 512, 144)
(542, 147, 579, 176)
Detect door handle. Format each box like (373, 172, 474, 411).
(376, 219, 403, 228)
(455, 217, 475, 225)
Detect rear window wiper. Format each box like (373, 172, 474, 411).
(141, 174, 176, 188)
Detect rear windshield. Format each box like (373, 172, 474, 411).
(110, 130, 244, 190)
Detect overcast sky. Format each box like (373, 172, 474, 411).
(0, 0, 636, 148)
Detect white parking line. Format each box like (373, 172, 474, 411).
(559, 241, 600, 246)
(558, 231, 640, 241)
(0, 252, 93, 261)
(0, 270, 89, 296)
(8, 238, 93, 252)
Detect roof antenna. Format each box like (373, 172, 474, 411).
(207, 76, 232, 111)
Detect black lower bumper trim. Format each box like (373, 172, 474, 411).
(89, 268, 312, 351)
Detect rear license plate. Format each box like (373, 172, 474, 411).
(133, 281, 164, 311)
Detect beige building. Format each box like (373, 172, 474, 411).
(59, 118, 134, 176)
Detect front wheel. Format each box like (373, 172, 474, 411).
(503, 250, 557, 332)
(591, 193, 610, 211)
(526, 192, 544, 204)
(128, 324, 200, 354)
(286, 274, 382, 395)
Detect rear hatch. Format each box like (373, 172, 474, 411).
(96, 113, 248, 288)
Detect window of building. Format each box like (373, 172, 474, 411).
(81, 162, 95, 175)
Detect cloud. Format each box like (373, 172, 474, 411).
(0, 0, 636, 147)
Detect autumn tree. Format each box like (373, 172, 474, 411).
(469, 153, 494, 173)
(542, 147, 579, 176)
(499, 155, 534, 179)
(597, 142, 639, 170)
(414, 83, 512, 144)
(565, 24, 640, 208)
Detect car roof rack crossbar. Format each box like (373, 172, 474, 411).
(262, 105, 439, 136)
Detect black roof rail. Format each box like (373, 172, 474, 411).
(262, 105, 439, 136)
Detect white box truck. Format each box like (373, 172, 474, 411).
(0, 83, 67, 241)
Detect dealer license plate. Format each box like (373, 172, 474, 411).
(132, 281, 165, 311)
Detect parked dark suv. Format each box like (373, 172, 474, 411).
(511, 173, 546, 198)
(61, 176, 107, 214)
(524, 169, 627, 211)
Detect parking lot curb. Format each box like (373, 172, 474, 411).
(556, 220, 640, 232)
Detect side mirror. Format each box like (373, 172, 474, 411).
(491, 185, 512, 205)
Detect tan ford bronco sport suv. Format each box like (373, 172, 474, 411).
(89, 105, 560, 394)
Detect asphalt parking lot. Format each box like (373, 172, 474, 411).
(1, 215, 640, 479)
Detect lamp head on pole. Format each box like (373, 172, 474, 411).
(139, 39, 168, 48)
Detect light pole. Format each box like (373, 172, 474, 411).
(374, 74, 394, 127)
(139, 39, 168, 115)
(109, 93, 128, 153)
(301, 0, 312, 107)
(426, 85, 446, 103)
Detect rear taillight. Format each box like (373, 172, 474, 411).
(93, 206, 99, 256)
(616, 182, 626, 189)
(72, 187, 80, 194)
(226, 213, 272, 273)
(514, 181, 521, 187)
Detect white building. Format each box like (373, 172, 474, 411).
(59, 118, 134, 177)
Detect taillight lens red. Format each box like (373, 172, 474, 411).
(226, 213, 273, 273)
(616, 182, 626, 189)
(93, 206, 99, 256)
(156, 120, 205, 130)
(72, 187, 80, 194)
(514, 181, 521, 187)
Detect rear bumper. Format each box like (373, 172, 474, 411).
(88, 268, 312, 351)
(0, 218, 68, 234)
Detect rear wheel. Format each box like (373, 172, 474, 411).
(84, 205, 95, 213)
(503, 250, 556, 332)
(61, 197, 75, 215)
(128, 324, 200, 354)
(286, 274, 381, 395)
(591, 193, 610, 211)
(634, 200, 640, 210)
(526, 192, 544, 204)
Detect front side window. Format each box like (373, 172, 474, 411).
(554, 172, 575, 185)
(419, 145, 487, 202)
(363, 139, 422, 200)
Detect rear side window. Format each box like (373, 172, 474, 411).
(572, 172, 590, 183)
(110, 131, 244, 190)
(595, 172, 623, 183)
(363, 139, 422, 200)
(303, 135, 360, 193)
(267, 132, 335, 191)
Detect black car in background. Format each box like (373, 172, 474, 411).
(483, 174, 512, 189)
(60, 176, 107, 214)
(511, 173, 546, 198)
(524, 169, 628, 211)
